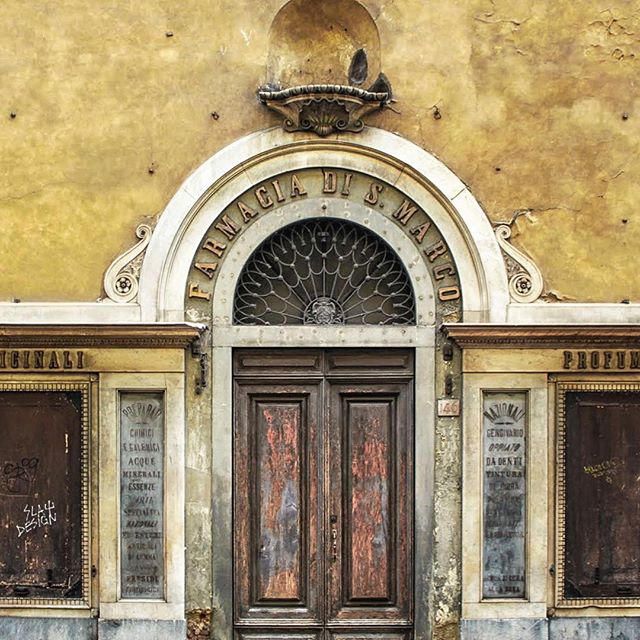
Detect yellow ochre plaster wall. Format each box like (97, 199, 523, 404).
(1, 0, 639, 302)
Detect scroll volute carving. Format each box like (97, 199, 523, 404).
(103, 223, 152, 303)
(494, 225, 544, 303)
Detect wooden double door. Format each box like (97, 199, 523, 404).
(233, 349, 414, 640)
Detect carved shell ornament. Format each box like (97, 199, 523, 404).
(494, 224, 544, 303)
(259, 49, 393, 137)
(103, 223, 153, 303)
(258, 84, 390, 137)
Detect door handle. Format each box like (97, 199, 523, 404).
(330, 514, 338, 563)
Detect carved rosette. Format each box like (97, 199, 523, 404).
(494, 224, 544, 303)
(258, 84, 389, 137)
(103, 223, 152, 303)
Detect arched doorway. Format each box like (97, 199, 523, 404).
(136, 127, 511, 639)
(232, 218, 416, 638)
(199, 191, 443, 640)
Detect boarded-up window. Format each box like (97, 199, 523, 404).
(560, 388, 640, 603)
(0, 384, 89, 605)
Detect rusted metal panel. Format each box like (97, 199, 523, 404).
(0, 391, 83, 600)
(565, 391, 640, 598)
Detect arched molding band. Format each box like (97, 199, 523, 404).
(138, 127, 510, 323)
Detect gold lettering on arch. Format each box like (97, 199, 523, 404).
(185, 168, 463, 319)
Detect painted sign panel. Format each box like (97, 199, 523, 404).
(482, 392, 526, 598)
(120, 393, 164, 599)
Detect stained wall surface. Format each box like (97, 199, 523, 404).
(2, 1, 639, 303)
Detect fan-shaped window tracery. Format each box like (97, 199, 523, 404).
(233, 218, 416, 326)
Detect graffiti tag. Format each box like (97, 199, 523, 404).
(1, 457, 39, 495)
(16, 500, 56, 538)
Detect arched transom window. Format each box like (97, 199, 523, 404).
(233, 218, 416, 326)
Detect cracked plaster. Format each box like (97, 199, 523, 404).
(1, 1, 640, 301)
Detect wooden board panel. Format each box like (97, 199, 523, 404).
(565, 391, 640, 598)
(0, 392, 83, 599)
(234, 379, 322, 623)
(327, 381, 412, 624)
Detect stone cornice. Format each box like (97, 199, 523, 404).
(443, 324, 640, 348)
(0, 324, 202, 349)
(258, 84, 390, 102)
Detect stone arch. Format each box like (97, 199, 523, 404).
(266, 0, 381, 88)
(134, 126, 511, 640)
(138, 127, 509, 324)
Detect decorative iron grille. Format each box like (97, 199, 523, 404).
(233, 218, 416, 325)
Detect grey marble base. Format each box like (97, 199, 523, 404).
(0, 617, 97, 640)
(461, 618, 548, 640)
(549, 617, 640, 639)
(98, 619, 186, 639)
(462, 616, 640, 640)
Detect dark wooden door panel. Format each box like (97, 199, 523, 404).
(234, 350, 323, 378)
(234, 382, 322, 622)
(565, 392, 640, 598)
(0, 392, 83, 599)
(348, 399, 394, 602)
(234, 349, 414, 636)
(235, 631, 323, 640)
(327, 631, 412, 640)
(328, 383, 412, 624)
(256, 401, 304, 603)
(326, 351, 413, 377)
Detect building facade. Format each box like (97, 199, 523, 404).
(2, 1, 640, 639)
